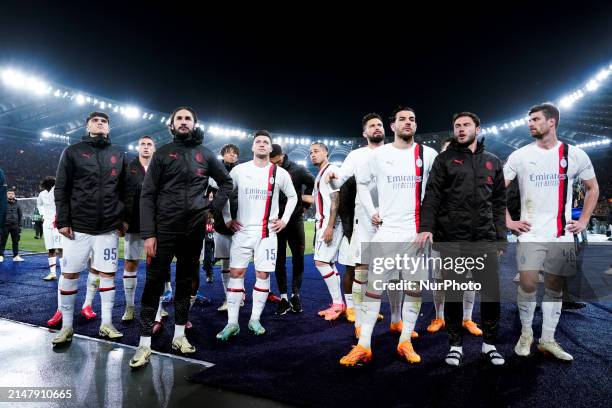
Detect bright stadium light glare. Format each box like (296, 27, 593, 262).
(586, 79, 599, 92)
(595, 69, 609, 81)
(128, 144, 134, 151)
(99, 101, 106, 109)
(75, 94, 85, 105)
(124, 106, 140, 119)
(560, 96, 574, 109)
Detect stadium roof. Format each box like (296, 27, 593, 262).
(1, 62, 611, 162)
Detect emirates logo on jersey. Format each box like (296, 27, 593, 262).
(485, 161, 493, 170)
(110, 155, 117, 164)
(195, 152, 203, 163)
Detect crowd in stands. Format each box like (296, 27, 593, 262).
(0, 138, 65, 197)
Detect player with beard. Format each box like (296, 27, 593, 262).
(418, 112, 506, 367)
(426, 137, 482, 337)
(129, 107, 233, 368)
(340, 107, 437, 366)
(505, 103, 598, 362)
(216, 131, 297, 340)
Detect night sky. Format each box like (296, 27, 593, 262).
(1, 3, 612, 138)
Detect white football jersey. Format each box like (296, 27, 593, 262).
(356, 143, 437, 234)
(224, 161, 297, 236)
(504, 141, 595, 241)
(313, 163, 340, 230)
(37, 188, 57, 223)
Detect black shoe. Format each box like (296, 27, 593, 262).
(275, 298, 292, 315)
(562, 301, 586, 310)
(290, 294, 302, 313)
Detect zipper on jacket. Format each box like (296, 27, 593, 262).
(470, 153, 478, 241)
(182, 148, 191, 231)
(95, 147, 104, 231)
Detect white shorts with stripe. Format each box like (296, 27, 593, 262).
(337, 236, 354, 266)
(42, 221, 63, 251)
(517, 238, 577, 276)
(230, 229, 277, 272)
(349, 217, 377, 265)
(313, 223, 343, 263)
(124, 233, 144, 260)
(214, 232, 232, 259)
(61, 231, 119, 273)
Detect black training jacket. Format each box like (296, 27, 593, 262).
(139, 128, 233, 238)
(126, 157, 147, 234)
(278, 155, 315, 223)
(338, 176, 356, 240)
(55, 135, 131, 234)
(420, 139, 507, 243)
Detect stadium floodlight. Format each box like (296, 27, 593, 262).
(160, 116, 166, 123)
(596, 69, 609, 81)
(54, 89, 61, 97)
(142, 112, 148, 119)
(586, 79, 599, 92)
(107, 103, 112, 108)
(124, 106, 140, 119)
(128, 144, 134, 151)
(41, 131, 51, 138)
(99, 101, 105, 109)
(217, 155, 222, 160)
(560, 96, 574, 109)
(113, 106, 119, 113)
(76, 94, 86, 105)
(86, 97, 92, 102)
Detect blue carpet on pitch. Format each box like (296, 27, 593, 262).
(0, 245, 611, 408)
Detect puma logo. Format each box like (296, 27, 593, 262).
(453, 159, 464, 165)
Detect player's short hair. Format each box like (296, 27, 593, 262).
(270, 144, 283, 158)
(310, 142, 328, 153)
(170, 106, 198, 125)
(40, 176, 56, 191)
(138, 135, 154, 144)
(529, 102, 560, 128)
(362, 113, 383, 130)
(452, 112, 481, 128)
(220, 143, 240, 156)
(389, 106, 416, 123)
(86, 111, 109, 125)
(253, 130, 272, 143)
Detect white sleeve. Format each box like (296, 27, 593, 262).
(574, 148, 596, 181)
(336, 151, 357, 186)
(356, 152, 376, 219)
(279, 169, 297, 225)
(36, 193, 44, 213)
(503, 151, 519, 181)
(328, 165, 340, 193)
